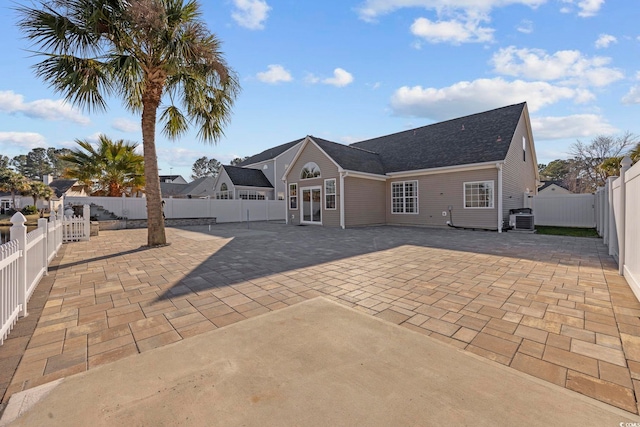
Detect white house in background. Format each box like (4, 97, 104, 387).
(160, 176, 217, 198)
(538, 181, 572, 196)
(159, 175, 188, 184)
(212, 138, 303, 200)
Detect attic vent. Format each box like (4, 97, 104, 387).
(496, 135, 502, 142)
(461, 125, 465, 131)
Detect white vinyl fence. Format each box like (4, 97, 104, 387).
(530, 194, 596, 227)
(0, 205, 90, 345)
(595, 156, 640, 302)
(64, 196, 286, 223)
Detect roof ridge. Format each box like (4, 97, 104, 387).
(350, 102, 526, 146)
(309, 135, 380, 155)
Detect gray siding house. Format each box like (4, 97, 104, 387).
(213, 139, 303, 200)
(282, 103, 539, 231)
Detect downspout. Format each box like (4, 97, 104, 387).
(283, 178, 288, 225)
(339, 171, 346, 229)
(497, 163, 503, 233)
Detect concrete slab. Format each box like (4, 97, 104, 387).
(1, 297, 637, 426)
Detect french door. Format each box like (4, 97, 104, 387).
(301, 187, 322, 224)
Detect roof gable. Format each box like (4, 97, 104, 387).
(238, 138, 304, 166)
(223, 166, 273, 188)
(310, 137, 386, 175)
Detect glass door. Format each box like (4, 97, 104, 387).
(301, 187, 322, 224)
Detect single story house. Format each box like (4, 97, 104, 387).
(538, 181, 572, 196)
(213, 166, 275, 200)
(159, 175, 188, 184)
(282, 102, 539, 231)
(212, 139, 304, 200)
(160, 176, 216, 198)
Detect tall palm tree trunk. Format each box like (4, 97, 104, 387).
(142, 79, 167, 246)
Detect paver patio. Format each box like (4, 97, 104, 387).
(2, 222, 640, 414)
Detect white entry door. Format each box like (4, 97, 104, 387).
(301, 187, 322, 224)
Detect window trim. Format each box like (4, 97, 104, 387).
(300, 162, 321, 179)
(289, 183, 298, 210)
(324, 178, 336, 210)
(463, 180, 495, 209)
(391, 180, 419, 214)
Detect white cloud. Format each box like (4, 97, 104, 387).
(0, 91, 90, 125)
(622, 86, 640, 104)
(491, 46, 623, 87)
(231, 0, 270, 30)
(256, 64, 293, 84)
(559, 0, 604, 17)
(389, 78, 593, 120)
(516, 19, 533, 34)
(410, 15, 494, 44)
(595, 34, 617, 49)
(0, 132, 47, 150)
(356, 0, 546, 22)
(577, 0, 604, 17)
(112, 117, 141, 133)
(304, 73, 320, 84)
(307, 69, 354, 87)
(530, 114, 617, 139)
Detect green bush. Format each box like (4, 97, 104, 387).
(21, 205, 38, 215)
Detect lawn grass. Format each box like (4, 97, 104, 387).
(0, 213, 46, 226)
(535, 226, 599, 238)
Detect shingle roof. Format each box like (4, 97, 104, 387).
(238, 138, 304, 166)
(350, 103, 526, 173)
(539, 180, 569, 191)
(49, 179, 79, 197)
(159, 182, 188, 197)
(223, 166, 273, 188)
(310, 137, 386, 175)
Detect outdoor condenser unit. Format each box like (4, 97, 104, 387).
(509, 214, 535, 231)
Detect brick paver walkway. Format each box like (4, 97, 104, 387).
(2, 223, 640, 414)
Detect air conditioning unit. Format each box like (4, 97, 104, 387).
(509, 214, 534, 231)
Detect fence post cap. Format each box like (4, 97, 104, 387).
(621, 155, 632, 168)
(10, 212, 27, 225)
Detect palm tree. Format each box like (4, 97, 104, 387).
(18, 0, 240, 246)
(61, 135, 145, 197)
(0, 170, 30, 212)
(25, 181, 55, 217)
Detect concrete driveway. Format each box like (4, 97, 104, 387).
(2, 222, 640, 416)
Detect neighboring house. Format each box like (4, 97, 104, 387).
(49, 179, 90, 198)
(159, 175, 188, 184)
(160, 176, 217, 198)
(213, 139, 304, 200)
(0, 192, 23, 212)
(282, 102, 539, 231)
(538, 181, 572, 196)
(213, 166, 275, 200)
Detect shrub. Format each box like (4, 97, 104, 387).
(21, 205, 38, 215)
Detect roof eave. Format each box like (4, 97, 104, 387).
(386, 160, 503, 178)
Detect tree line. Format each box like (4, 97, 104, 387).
(538, 133, 640, 193)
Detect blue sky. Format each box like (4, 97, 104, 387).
(0, 0, 638, 180)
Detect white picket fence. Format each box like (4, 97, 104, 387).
(595, 156, 640, 301)
(0, 205, 90, 345)
(64, 196, 286, 223)
(529, 194, 596, 227)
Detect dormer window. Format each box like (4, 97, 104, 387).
(300, 162, 321, 179)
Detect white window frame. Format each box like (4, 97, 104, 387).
(300, 162, 321, 179)
(289, 183, 298, 210)
(324, 178, 336, 210)
(391, 181, 418, 214)
(463, 181, 495, 209)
